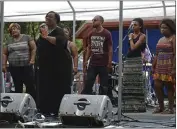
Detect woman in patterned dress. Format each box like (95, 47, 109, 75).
(152, 19, 176, 114)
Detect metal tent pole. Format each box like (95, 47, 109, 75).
(162, 1, 167, 17)
(67, 1, 76, 93)
(67, 1, 76, 42)
(117, 0, 123, 122)
(0, 1, 4, 93)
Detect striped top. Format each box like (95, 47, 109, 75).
(154, 36, 175, 82)
(5, 34, 33, 67)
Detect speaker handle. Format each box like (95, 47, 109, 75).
(1, 96, 13, 103)
(74, 98, 91, 105)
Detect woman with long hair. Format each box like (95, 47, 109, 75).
(127, 18, 146, 57)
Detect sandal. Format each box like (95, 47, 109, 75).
(152, 107, 164, 114)
(161, 109, 174, 114)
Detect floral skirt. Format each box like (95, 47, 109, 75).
(153, 73, 173, 82)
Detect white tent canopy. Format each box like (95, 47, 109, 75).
(4, 1, 176, 22)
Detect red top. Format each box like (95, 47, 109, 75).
(87, 28, 113, 66)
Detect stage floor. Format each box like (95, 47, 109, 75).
(110, 107, 176, 128)
(0, 107, 175, 128)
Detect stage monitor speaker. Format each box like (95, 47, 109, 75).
(59, 94, 113, 128)
(0, 93, 37, 123)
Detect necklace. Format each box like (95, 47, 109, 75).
(48, 26, 58, 34)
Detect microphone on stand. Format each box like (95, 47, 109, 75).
(114, 21, 134, 52)
(127, 21, 134, 34)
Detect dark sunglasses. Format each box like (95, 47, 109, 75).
(40, 25, 46, 28)
(92, 19, 99, 22)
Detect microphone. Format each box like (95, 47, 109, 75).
(39, 23, 48, 39)
(128, 22, 133, 29)
(39, 23, 48, 33)
(114, 21, 134, 52)
(127, 21, 134, 34)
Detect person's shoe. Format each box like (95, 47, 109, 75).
(161, 108, 174, 114)
(152, 107, 164, 114)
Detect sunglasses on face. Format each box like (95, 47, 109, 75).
(92, 19, 99, 22)
(40, 25, 46, 28)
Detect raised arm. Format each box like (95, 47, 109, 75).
(129, 33, 146, 51)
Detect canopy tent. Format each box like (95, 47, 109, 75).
(2, 1, 176, 51)
(0, 0, 176, 122)
(3, 1, 175, 22)
(3, 1, 175, 45)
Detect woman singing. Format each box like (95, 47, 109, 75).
(127, 18, 146, 58)
(36, 11, 72, 116)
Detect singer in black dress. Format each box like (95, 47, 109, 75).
(127, 18, 146, 57)
(36, 11, 72, 116)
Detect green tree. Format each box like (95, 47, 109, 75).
(3, 21, 85, 53)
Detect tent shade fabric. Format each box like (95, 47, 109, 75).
(4, 1, 175, 22)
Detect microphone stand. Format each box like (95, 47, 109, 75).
(114, 28, 132, 53)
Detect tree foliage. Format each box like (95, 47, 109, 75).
(3, 21, 85, 52)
